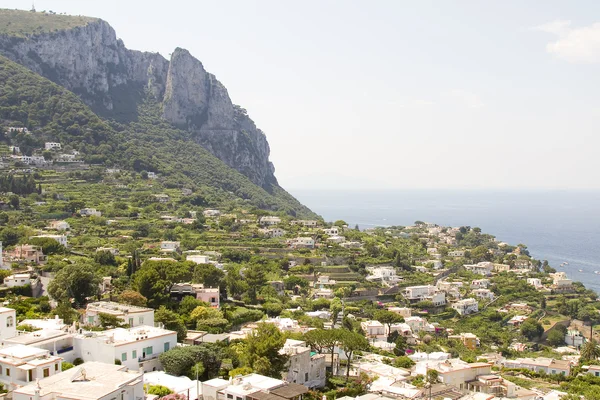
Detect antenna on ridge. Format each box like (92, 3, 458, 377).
(31, 1, 36, 12)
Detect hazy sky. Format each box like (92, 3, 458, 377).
(4, 1, 600, 189)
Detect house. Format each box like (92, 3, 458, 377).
(470, 279, 490, 289)
(472, 289, 495, 301)
(259, 216, 281, 226)
(437, 280, 463, 298)
(452, 298, 479, 316)
(281, 339, 326, 388)
(0, 345, 62, 391)
(326, 235, 346, 244)
(527, 278, 542, 289)
(464, 262, 494, 276)
(291, 220, 318, 227)
(550, 272, 573, 292)
(404, 316, 436, 333)
(514, 260, 531, 269)
(202, 373, 308, 400)
(73, 326, 177, 372)
(289, 237, 315, 249)
(186, 254, 211, 264)
(0, 307, 16, 340)
(48, 220, 69, 231)
(7, 245, 46, 264)
(261, 228, 286, 238)
(507, 315, 528, 327)
(31, 234, 68, 247)
(501, 303, 533, 314)
(403, 285, 446, 306)
(366, 266, 401, 285)
(147, 172, 157, 179)
(4, 273, 31, 288)
(565, 329, 585, 347)
(13, 362, 145, 400)
(170, 283, 220, 308)
(340, 241, 363, 249)
(160, 241, 181, 252)
(502, 358, 571, 376)
(415, 359, 492, 389)
(44, 142, 61, 150)
(448, 333, 480, 350)
(79, 208, 101, 217)
(494, 263, 511, 273)
(84, 301, 155, 328)
(448, 250, 465, 257)
(588, 365, 600, 377)
(322, 227, 340, 236)
(387, 307, 411, 318)
(3, 329, 75, 361)
(360, 321, 386, 340)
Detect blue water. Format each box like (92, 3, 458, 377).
(291, 189, 600, 293)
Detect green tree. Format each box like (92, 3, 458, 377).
(581, 339, 600, 362)
(94, 250, 117, 266)
(48, 264, 100, 307)
(147, 385, 172, 397)
(547, 329, 566, 347)
(98, 313, 125, 329)
(132, 260, 192, 307)
(159, 344, 223, 379)
(119, 290, 147, 307)
(242, 323, 288, 378)
(155, 306, 187, 342)
(374, 309, 404, 332)
(192, 264, 225, 288)
(29, 237, 65, 255)
(339, 330, 369, 381)
(520, 319, 544, 341)
(305, 328, 342, 372)
(243, 264, 266, 304)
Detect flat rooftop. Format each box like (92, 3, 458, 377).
(78, 325, 175, 345)
(86, 301, 153, 315)
(14, 362, 141, 400)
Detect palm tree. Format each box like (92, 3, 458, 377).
(580, 339, 600, 361)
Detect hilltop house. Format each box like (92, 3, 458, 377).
(259, 216, 281, 226)
(47, 220, 70, 231)
(280, 339, 326, 388)
(452, 298, 479, 316)
(403, 285, 446, 306)
(84, 301, 155, 328)
(0, 345, 63, 391)
(464, 262, 494, 276)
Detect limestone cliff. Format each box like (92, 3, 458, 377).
(0, 15, 277, 188)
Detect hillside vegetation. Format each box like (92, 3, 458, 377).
(0, 9, 96, 37)
(0, 55, 314, 217)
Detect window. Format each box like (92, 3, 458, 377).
(55, 364, 58, 371)
(305, 373, 308, 382)
(237, 397, 243, 400)
(164, 342, 170, 352)
(88, 316, 94, 324)
(227, 395, 233, 399)
(128, 318, 134, 327)
(132, 350, 137, 359)
(145, 346, 153, 355)
(139, 316, 144, 324)
(211, 297, 216, 303)
(28, 370, 32, 381)
(6, 316, 13, 328)
(43, 368, 50, 378)
(121, 352, 127, 362)
(6, 368, 9, 376)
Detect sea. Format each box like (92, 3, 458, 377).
(291, 189, 600, 294)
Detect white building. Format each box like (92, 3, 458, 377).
(74, 326, 177, 372)
(202, 373, 307, 400)
(404, 316, 436, 333)
(290, 237, 315, 249)
(470, 279, 490, 289)
(186, 254, 211, 264)
(366, 266, 401, 285)
(502, 358, 571, 376)
(0, 307, 16, 340)
(13, 362, 145, 400)
(452, 298, 479, 316)
(96, 247, 119, 255)
(44, 142, 61, 150)
(4, 273, 31, 288)
(322, 227, 340, 236)
(260, 228, 286, 238)
(281, 339, 326, 388)
(48, 220, 70, 231)
(203, 209, 221, 217)
(259, 216, 281, 226)
(31, 234, 68, 248)
(403, 285, 446, 306)
(472, 288, 495, 301)
(448, 250, 465, 257)
(160, 241, 181, 252)
(291, 220, 318, 227)
(0, 345, 62, 391)
(84, 301, 154, 328)
(360, 320, 386, 340)
(464, 262, 494, 276)
(527, 278, 543, 289)
(79, 208, 101, 217)
(387, 307, 412, 318)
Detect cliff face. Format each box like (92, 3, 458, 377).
(0, 19, 277, 188)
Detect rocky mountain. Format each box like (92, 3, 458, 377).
(0, 10, 276, 189)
